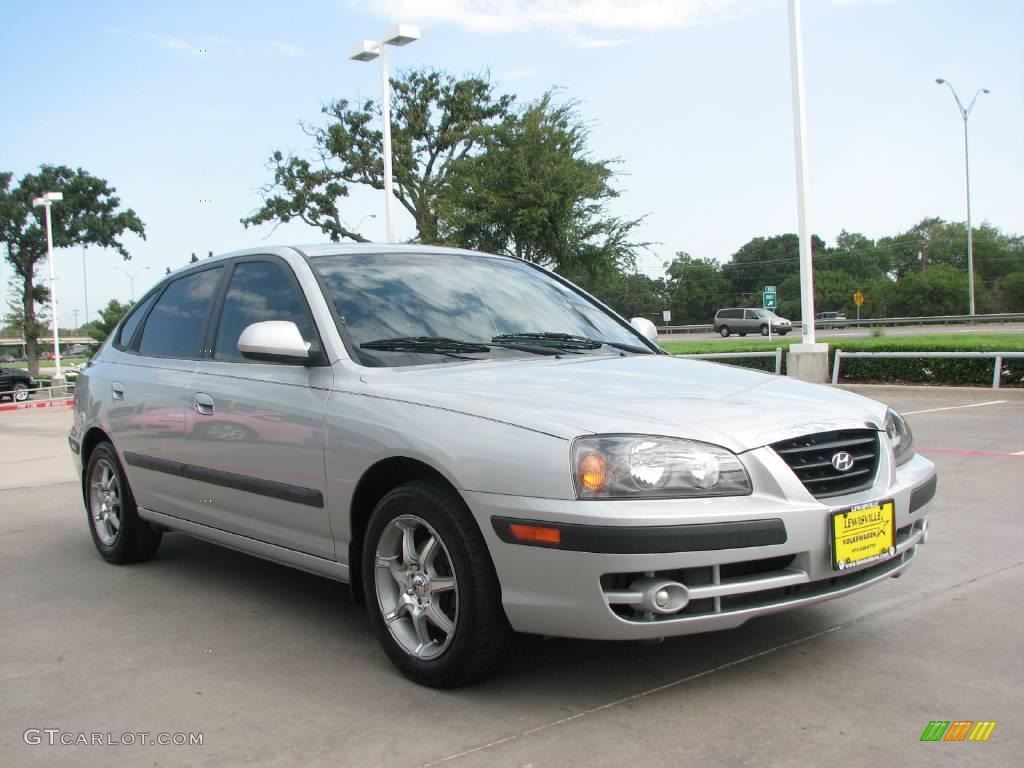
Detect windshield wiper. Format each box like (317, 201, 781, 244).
(492, 332, 652, 355)
(360, 336, 562, 357)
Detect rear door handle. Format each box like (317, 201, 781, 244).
(111, 382, 125, 401)
(193, 393, 215, 416)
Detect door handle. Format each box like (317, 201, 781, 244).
(111, 382, 125, 401)
(193, 393, 215, 416)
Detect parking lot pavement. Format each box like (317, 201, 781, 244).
(1, 391, 1022, 767)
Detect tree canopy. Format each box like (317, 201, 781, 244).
(1, 166, 144, 373)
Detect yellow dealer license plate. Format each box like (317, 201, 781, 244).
(830, 500, 896, 571)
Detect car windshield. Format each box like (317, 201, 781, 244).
(754, 309, 773, 318)
(311, 251, 651, 367)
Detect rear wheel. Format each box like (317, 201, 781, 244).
(85, 442, 162, 564)
(760, 325, 769, 336)
(363, 479, 513, 687)
(719, 326, 730, 337)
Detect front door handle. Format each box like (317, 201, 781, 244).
(193, 393, 215, 416)
(111, 382, 125, 401)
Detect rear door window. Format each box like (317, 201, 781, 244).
(115, 291, 159, 349)
(138, 268, 223, 359)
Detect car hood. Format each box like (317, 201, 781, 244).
(357, 354, 889, 452)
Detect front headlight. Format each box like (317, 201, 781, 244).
(885, 409, 915, 466)
(572, 435, 752, 499)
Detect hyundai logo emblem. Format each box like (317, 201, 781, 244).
(831, 451, 855, 472)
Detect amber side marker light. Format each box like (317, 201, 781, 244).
(578, 451, 608, 493)
(509, 523, 562, 545)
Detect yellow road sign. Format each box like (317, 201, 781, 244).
(854, 291, 865, 307)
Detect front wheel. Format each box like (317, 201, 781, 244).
(12, 382, 29, 401)
(85, 442, 162, 564)
(760, 325, 769, 336)
(363, 479, 513, 687)
(719, 327, 730, 337)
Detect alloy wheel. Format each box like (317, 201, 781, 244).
(373, 514, 459, 660)
(89, 458, 122, 546)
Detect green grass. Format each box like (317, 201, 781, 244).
(661, 333, 1024, 355)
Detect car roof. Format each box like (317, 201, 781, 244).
(160, 243, 514, 282)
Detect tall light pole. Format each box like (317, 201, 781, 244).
(936, 78, 989, 316)
(32, 192, 64, 379)
(82, 245, 89, 323)
(115, 265, 150, 301)
(349, 24, 420, 243)
(787, 0, 816, 346)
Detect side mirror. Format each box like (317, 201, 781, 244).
(237, 321, 310, 364)
(630, 317, 659, 342)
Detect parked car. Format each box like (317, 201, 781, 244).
(713, 308, 792, 337)
(0, 367, 34, 402)
(70, 244, 935, 687)
(816, 311, 849, 329)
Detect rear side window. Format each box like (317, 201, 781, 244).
(138, 268, 223, 358)
(212, 260, 318, 361)
(115, 291, 158, 348)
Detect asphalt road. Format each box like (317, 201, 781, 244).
(1, 386, 1022, 767)
(658, 321, 1024, 342)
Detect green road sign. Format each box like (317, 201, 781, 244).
(763, 286, 777, 310)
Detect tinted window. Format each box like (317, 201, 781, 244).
(116, 291, 158, 348)
(213, 261, 318, 361)
(138, 268, 222, 358)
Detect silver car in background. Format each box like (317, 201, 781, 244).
(70, 245, 936, 687)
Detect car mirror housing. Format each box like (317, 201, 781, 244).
(237, 321, 310, 364)
(630, 317, 658, 342)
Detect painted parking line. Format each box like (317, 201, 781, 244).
(919, 448, 1024, 458)
(903, 400, 1006, 416)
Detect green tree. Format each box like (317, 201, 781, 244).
(0, 167, 144, 374)
(998, 272, 1024, 312)
(664, 252, 731, 323)
(722, 234, 827, 302)
(83, 299, 133, 345)
(437, 94, 645, 285)
(888, 264, 969, 316)
(242, 69, 513, 243)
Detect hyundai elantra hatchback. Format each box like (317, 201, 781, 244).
(70, 244, 936, 686)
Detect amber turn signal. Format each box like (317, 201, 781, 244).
(509, 523, 561, 545)
(578, 451, 608, 493)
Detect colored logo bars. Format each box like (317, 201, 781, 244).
(920, 720, 997, 742)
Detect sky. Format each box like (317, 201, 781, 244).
(1, 0, 1022, 328)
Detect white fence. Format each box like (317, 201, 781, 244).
(658, 311, 1024, 336)
(831, 350, 1024, 389)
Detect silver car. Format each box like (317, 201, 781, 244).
(70, 245, 936, 687)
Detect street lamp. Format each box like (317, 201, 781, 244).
(349, 24, 420, 243)
(32, 191, 64, 379)
(935, 78, 990, 316)
(115, 265, 150, 301)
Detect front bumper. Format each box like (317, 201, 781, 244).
(468, 450, 935, 640)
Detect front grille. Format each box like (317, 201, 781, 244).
(771, 429, 880, 499)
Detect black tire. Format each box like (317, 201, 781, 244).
(362, 479, 513, 687)
(719, 326, 730, 337)
(85, 442, 162, 564)
(760, 325, 769, 336)
(12, 381, 29, 402)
